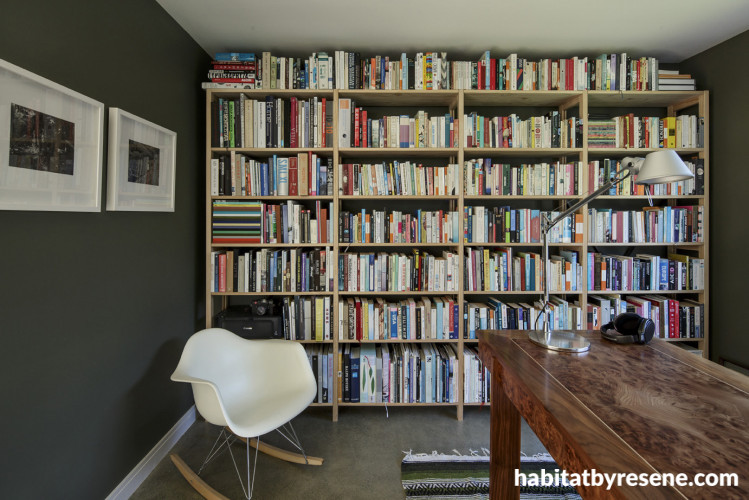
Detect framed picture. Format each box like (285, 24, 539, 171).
(106, 109, 176, 212)
(0, 59, 104, 211)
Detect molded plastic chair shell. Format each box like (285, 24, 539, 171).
(171, 328, 316, 438)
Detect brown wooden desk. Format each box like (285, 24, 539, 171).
(477, 330, 749, 499)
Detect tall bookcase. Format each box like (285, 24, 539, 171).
(205, 88, 709, 421)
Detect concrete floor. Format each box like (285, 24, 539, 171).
(132, 406, 547, 500)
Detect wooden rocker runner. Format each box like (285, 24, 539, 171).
(171, 329, 323, 499)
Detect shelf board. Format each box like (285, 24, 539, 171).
(463, 147, 583, 157)
(339, 195, 459, 200)
(212, 195, 334, 201)
(338, 147, 459, 158)
(337, 291, 458, 296)
(340, 242, 458, 248)
(662, 337, 705, 342)
(337, 338, 458, 344)
(338, 89, 459, 107)
(337, 402, 458, 407)
(463, 90, 582, 107)
(464, 195, 581, 200)
(463, 290, 582, 295)
(590, 290, 704, 295)
(211, 243, 334, 248)
(464, 242, 582, 247)
(587, 147, 703, 155)
(588, 242, 703, 247)
(210, 147, 334, 155)
(210, 291, 334, 296)
(207, 88, 336, 98)
(587, 90, 704, 107)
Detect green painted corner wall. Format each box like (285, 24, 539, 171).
(0, 0, 210, 497)
(681, 29, 749, 370)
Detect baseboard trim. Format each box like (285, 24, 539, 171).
(106, 405, 197, 500)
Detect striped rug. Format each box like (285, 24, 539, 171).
(401, 451, 581, 499)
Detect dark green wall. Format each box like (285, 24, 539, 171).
(680, 30, 749, 369)
(0, 1, 209, 498)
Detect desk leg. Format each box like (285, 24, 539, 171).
(490, 362, 520, 500)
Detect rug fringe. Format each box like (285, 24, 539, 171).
(403, 451, 555, 463)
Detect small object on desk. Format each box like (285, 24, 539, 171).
(600, 312, 655, 345)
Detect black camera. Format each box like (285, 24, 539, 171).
(251, 299, 276, 316)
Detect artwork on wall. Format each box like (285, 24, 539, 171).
(107, 108, 176, 211)
(0, 59, 104, 211)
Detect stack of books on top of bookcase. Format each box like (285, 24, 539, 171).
(658, 70, 696, 91)
(202, 50, 666, 91)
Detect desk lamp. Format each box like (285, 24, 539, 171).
(528, 150, 695, 353)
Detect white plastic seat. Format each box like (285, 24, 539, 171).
(171, 328, 316, 437)
(170, 328, 321, 499)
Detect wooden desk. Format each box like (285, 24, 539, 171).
(477, 330, 749, 499)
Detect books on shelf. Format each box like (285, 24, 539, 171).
(339, 162, 459, 197)
(211, 152, 333, 197)
(280, 296, 332, 341)
(464, 160, 584, 196)
(338, 343, 458, 404)
(464, 248, 581, 292)
(463, 111, 582, 148)
(205, 51, 668, 91)
(305, 344, 335, 403)
(463, 346, 490, 403)
(210, 95, 333, 149)
(210, 248, 333, 293)
(588, 205, 704, 243)
(464, 298, 584, 338)
(586, 252, 704, 292)
(587, 114, 703, 149)
(586, 295, 703, 339)
(463, 206, 582, 244)
(658, 70, 696, 91)
(338, 251, 459, 293)
(339, 99, 456, 148)
(338, 296, 460, 341)
(588, 158, 703, 196)
(339, 209, 460, 244)
(212, 200, 333, 244)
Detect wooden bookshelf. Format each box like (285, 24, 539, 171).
(205, 88, 709, 422)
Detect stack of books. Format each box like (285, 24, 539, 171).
(658, 70, 696, 90)
(206, 53, 258, 89)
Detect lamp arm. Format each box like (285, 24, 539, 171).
(543, 163, 637, 233)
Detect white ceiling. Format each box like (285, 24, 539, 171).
(157, 0, 749, 63)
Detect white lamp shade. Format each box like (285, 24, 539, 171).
(635, 150, 695, 185)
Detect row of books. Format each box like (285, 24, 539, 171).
(586, 295, 704, 339)
(280, 296, 333, 341)
(339, 162, 459, 197)
(210, 95, 334, 149)
(464, 248, 581, 293)
(339, 343, 458, 404)
(589, 158, 704, 196)
(464, 297, 584, 338)
(338, 209, 460, 244)
(205, 51, 666, 91)
(587, 252, 705, 292)
(588, 205, 704, 244)
(463, 112, 583, 149)
(464, 159, 584, 196)
(210, 248, 333, 293)
(305, 344, 335, 403)
(588, 114, 704, 149)
(338, 251, 460, 293)
(338, 296, 460, 341)
(463, 347, 490, 403)
(210, 152, 333, 197)
(211, 200, 333, 244)
(339, 100, 457, 148)
(463, 206, 582, 244)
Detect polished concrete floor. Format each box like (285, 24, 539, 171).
(132, 406, 547, 500)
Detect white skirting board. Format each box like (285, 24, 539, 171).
(106, 405, 196, 500)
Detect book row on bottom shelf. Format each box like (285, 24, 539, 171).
(303, 343, 489, 404)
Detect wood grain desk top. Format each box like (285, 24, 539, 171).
(478, 330, 749, 499)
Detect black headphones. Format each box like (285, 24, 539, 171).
(600, 312, 655, 345)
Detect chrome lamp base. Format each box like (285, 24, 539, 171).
(528, 330, 590, 353)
